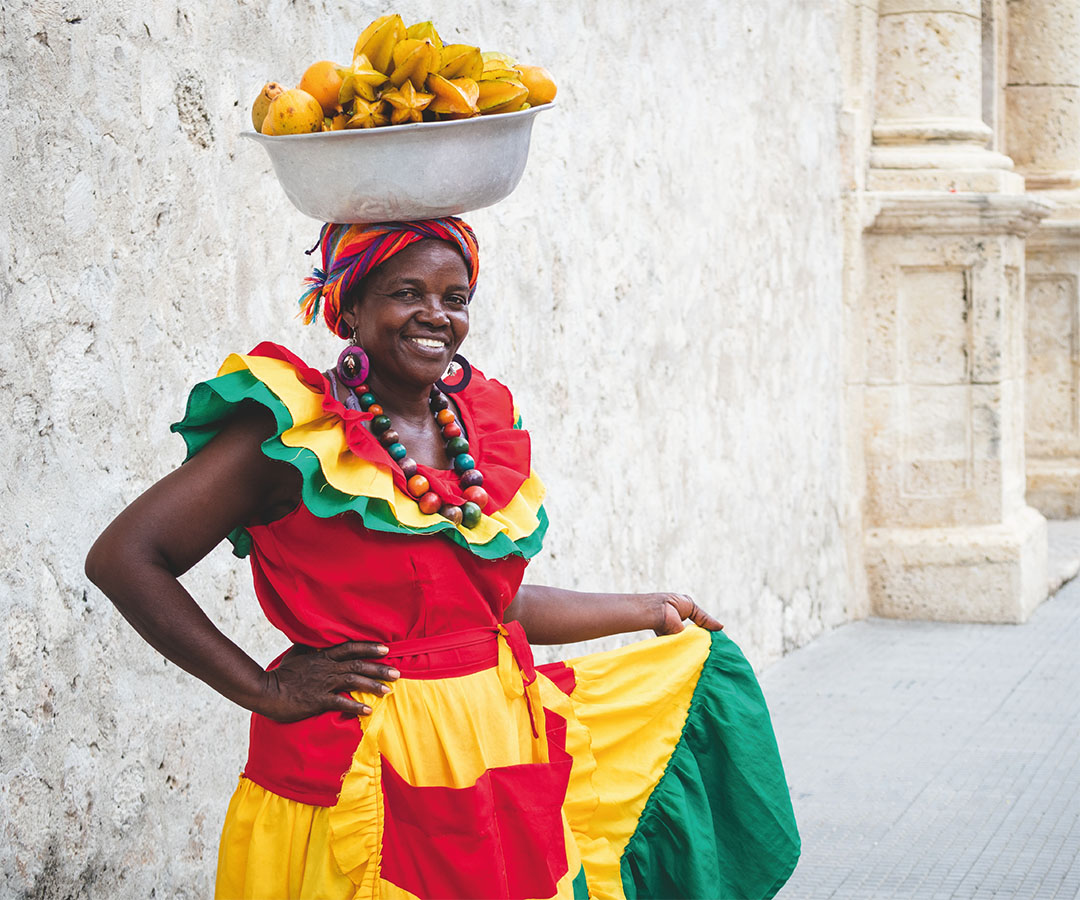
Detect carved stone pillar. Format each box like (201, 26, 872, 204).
(861, 1, 1051, 621)
(1007, 0, 1080, 516)
(871, 0, 1021, 193)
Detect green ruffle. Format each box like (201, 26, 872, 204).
(171, 369, 548, 561)
(619, 631, 801, 900)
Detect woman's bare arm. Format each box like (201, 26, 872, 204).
(84, 404, 397, 721)
(503, 584, 722, 644)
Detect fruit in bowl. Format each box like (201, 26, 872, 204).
(251, 13, 556, 135)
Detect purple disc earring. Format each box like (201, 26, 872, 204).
(435, 354, 473, 395)
(336, 343, 370, 388)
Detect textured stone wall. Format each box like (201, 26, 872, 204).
(0, 0, 850, 894)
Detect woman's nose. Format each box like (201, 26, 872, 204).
(416, 295, 451, 324)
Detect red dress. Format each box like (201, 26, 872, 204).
(172, 343, 800, 900)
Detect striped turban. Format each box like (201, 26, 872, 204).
(298, 217, 480, 340)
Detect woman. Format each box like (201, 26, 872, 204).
(86, 217, 799, 899)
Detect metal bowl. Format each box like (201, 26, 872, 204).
(242, 103, 553, 224)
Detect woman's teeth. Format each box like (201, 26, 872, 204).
(410, 337, 446, 349)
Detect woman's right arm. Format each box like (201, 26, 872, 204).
(84, 403, 397, 722)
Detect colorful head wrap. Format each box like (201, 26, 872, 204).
(298, 217, 480, 339)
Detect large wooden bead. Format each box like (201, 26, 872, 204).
(418, 491, 441, 515)
(399, 457, 419, 479)
(367, 404, 383, 416)
(453, 453, 475, 474)
(441, 422, 462, 439)
(379, 429, 400, 446)
(436, 408, 456, 426)
(459, 469, 484, 489)
(371, 415, 392, 434)
(440, 504, 464, 526)
(359, 393, 376, 410)
(446, 436, 469, 457)
(462, 486, 489, 510)
(407, 474, 430, 498)
(460, 501, 482, 529)
(387, 442, 407, 460)
(429, 392, 449, 412)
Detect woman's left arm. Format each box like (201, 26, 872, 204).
(504, 584, 722, 644)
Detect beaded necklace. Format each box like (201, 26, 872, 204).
(343, 377, 490, 529)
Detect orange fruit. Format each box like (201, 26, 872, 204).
(515, 65, 557, 106)
(261, 89, 324, 135)
(299, 60, 344, 116)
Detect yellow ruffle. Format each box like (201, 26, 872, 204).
(218, 353, 546, 547)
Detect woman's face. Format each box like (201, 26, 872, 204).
(342, 239, 471, 391)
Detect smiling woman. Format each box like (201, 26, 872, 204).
(85, 216, 799, 900)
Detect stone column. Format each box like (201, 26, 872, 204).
(871, 0, 1021, 193)
(1007, 1, 1080, 516)
(861, 0, 1051, 621)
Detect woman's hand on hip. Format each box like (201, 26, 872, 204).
(257, 641, 400, 722)
(650, 593, 723, 636)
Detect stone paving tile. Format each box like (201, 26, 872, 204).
(759, 575, 1080, 900)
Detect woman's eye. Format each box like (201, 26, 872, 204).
(394, 289, 419, 300)
(448, 295, 469, 307)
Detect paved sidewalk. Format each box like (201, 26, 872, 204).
(760, 562, 1080, 898)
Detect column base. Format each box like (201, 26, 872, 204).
(865, 508, 1047, 623)
(1027, 458, 1080, 519)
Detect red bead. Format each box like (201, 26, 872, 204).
(441, 422, 462, 439)
(407, 474, 430, 498)
(418, 491, 441, 515)
(367, 404, 383, 416)
(436, 408, 456, 426)
(440, 504, 464, 526)
(357, 384, 369, 394)
(400, 457, 418, 479)
(379, 429, 400, 446)
(462, 486, 489, 509)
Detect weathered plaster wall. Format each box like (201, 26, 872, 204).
(0, 0, 850, 894)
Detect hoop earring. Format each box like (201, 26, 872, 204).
(336, 333, 370, 388)
(435, 354, 473, 394)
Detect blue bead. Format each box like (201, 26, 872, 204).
(388, 443, 407, 460)
(453, 453, 475, 474)
(359, 393, 376, 410)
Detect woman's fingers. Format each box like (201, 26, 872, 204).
(323, 641, 390, 661)
(663, 594, 724, 633)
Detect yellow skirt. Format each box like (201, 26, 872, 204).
(216, 626, 800, 900)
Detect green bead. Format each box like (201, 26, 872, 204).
(371, 415, 392, 434)
(446, 436, 470, 457)
(388, 442, 407, 460)
(359, 393, 376, 410)
(460, 501, 482, 529)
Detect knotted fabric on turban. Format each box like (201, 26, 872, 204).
(298, 217, 480, 340)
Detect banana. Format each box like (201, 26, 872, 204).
(390, 38, 440, 90)
(353, 14, 406, 75)
(337, 53, 389, 107)
(437, 44, 484, 81)
(381, 81, 435, 125)
(406, 20, 442, 52)
(426, 73, 480, 118)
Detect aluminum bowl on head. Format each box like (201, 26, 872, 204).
(242, 103, 553, 224)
